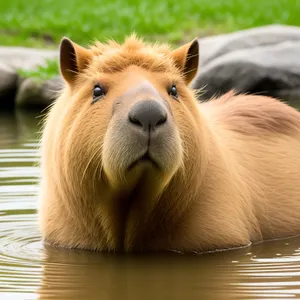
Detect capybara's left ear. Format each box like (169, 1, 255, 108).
(59, 37, 92, 85)
(170, 39, 199, 85)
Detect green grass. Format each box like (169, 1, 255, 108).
(1, 0, 299, 79)
(17, 58, 59, 81)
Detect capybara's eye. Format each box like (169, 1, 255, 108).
(92, 85, 106, 103)
(168, 85, 178, 100)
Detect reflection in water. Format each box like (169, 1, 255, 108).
(0, 109, 300, 300)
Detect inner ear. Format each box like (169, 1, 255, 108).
(59, 37, 92, 85)
(171, 39, 199, 85)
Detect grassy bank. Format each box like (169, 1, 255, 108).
(1, 0, 299, 78)
(1, 0, 300, 48)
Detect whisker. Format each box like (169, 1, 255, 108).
(81, 150, 100, 187)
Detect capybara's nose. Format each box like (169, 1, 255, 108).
(128, 100, 167, 130)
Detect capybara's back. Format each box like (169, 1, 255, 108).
(38, 34, 300, 253)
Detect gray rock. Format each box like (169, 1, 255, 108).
(0, 46, 57, 71)
(2, 24, 300, 110)
(192, 26, 300, 101)
(198, 25, 300, 67)
(15, 76, 64, 109)
(0, 46, 59, 110)
(0, 63, 19, 109)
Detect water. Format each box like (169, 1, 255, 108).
(1, 109, 300, 300)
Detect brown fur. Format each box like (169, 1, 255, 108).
(38, 34, 300, 253)
(206, 91, 300, 135)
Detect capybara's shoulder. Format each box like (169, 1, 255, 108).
(203, 91, 300, 136)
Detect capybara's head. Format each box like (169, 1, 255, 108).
(40, 35, 206, 251)
(58, 35, 200, 187)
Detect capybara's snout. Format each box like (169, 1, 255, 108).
(128, 99, 167, 131)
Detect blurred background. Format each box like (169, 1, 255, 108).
(3, 0, 297, 48)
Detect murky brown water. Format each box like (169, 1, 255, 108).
(1, 109, 300, 300)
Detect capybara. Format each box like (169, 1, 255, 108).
(38, 34, 300, 253)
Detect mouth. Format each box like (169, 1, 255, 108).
(127, 152, 160, 171)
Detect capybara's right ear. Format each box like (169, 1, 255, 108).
(59, 37, 92, 84)
(170, 39, 199, 85)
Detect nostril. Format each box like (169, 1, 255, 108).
(157, 113, 167, 126)
(129, 114, 143, 127)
